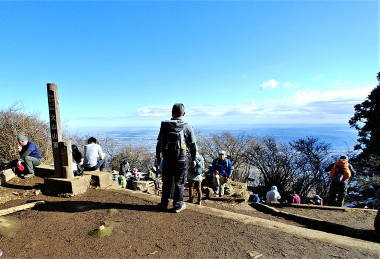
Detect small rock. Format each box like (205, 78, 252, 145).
(107, 209, 118, 215)
(247, 251, 263, 258)
(33, 190, 41, 196)
(11, 192, 19, 196)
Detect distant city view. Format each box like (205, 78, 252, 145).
(77, 124, 357, 154)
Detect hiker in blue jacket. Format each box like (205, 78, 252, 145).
(211, 150, 233, 197)
(16, 135, 42, 178)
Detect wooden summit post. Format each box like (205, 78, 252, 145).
(47, 83, 73, 178)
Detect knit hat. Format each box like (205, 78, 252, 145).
(17, 135, 28, 142)
(340, 155, 348, 160)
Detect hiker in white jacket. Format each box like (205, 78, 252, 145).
(266, 185, 281, 204)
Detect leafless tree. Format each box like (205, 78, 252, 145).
(0, 104, 53, 163)
(244, 137, 298, 193)
(111, 144, 154, 172)
(290, 137, 331, 197)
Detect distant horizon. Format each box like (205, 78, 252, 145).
(67, 122, 356, 133)
(67, 123, 358, 155)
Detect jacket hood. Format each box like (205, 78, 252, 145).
(270, 186, 278, 191)
(162, 119, 186, 133)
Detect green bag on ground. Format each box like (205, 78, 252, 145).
(118, 175, 127, 188)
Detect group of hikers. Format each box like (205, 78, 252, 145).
(0, 104, 367, 214)
(252, 155, 356, 208)
(0, 135, 108, 178)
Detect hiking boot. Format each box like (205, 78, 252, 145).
(23, 173, 35, 179)
(196, 201, 202, 206)
(174, 203, 186, 213)
(187, 198, 194, 203)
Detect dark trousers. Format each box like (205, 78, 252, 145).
(161, 157, 188, 208)
(84, 159, 106, 171)
(328, 181, 348, 207)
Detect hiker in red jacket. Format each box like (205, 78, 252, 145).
(326, 156, 355, 207)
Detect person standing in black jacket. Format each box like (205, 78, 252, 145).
(155, 103, 197, 213)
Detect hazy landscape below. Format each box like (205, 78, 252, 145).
(72, 124, 357, 154)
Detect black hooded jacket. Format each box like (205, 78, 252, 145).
(156, 119, 197, 161)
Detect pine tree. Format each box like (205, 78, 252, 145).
(349, 72, 380, 175)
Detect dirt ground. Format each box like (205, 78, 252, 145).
(279, 206, 376, 231)
(0, 176, 379, 258)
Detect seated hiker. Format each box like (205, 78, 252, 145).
(12, 135, 42, 178)
(211, 150, 233, 198)
(188, 153, 205, 205)
(83, 137, 106, 171)
(326, 155, 355, 207)
(266, 186, 281, 204)
(309, 195, 323, 206)
(290, 191, 301, 204)
(130, 167, 142, 180)
(71, 144, 84, 176)
(119, 160, 130, 176)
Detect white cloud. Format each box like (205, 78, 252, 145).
(260, 79, 279, 90)
(137, 101, 260, 117)
(135, 86, 373, 125)
(314, 74, 323, 80)
(282, 82, 296, 88)
(260, 80, 296, 90)
(137, 105, 171, 117)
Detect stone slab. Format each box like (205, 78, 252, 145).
(0, 169, 16, 185)
(131, 180, 154, 192)
(44, 175, 91, 196)
(83, 171, 113, 188)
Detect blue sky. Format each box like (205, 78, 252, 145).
(0, 0, 378, 129)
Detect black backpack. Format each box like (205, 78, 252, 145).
(161, 122, 187, 158)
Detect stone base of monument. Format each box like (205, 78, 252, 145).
(83, 171, 113, 188)
(35, 164, 55, 177)
(44, 175, 91, 196)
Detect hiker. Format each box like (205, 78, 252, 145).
(13, 135, 42, 178)
(309, 195, 323, 206)
(326, 155, 355, 207)
(71, 144, 83, 176)
(266, 186, 281, 204)
(130, 167, 142, 180)
(188, 153, 205, 205)
(211, 150, 233, 197)
(119, 160, 130, 176)
(155, 103, 197, 213)
(290, 190, 301, 204)
(83, 137, 106, 171)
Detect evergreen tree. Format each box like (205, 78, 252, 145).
(349, 72, 380, 175)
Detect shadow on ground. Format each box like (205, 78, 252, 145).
(251, 203, 379, 243)
(30, 200, 171, 213)
(1, 183, 43, 191)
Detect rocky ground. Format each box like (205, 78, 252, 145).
(0, 176, 378, 258)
